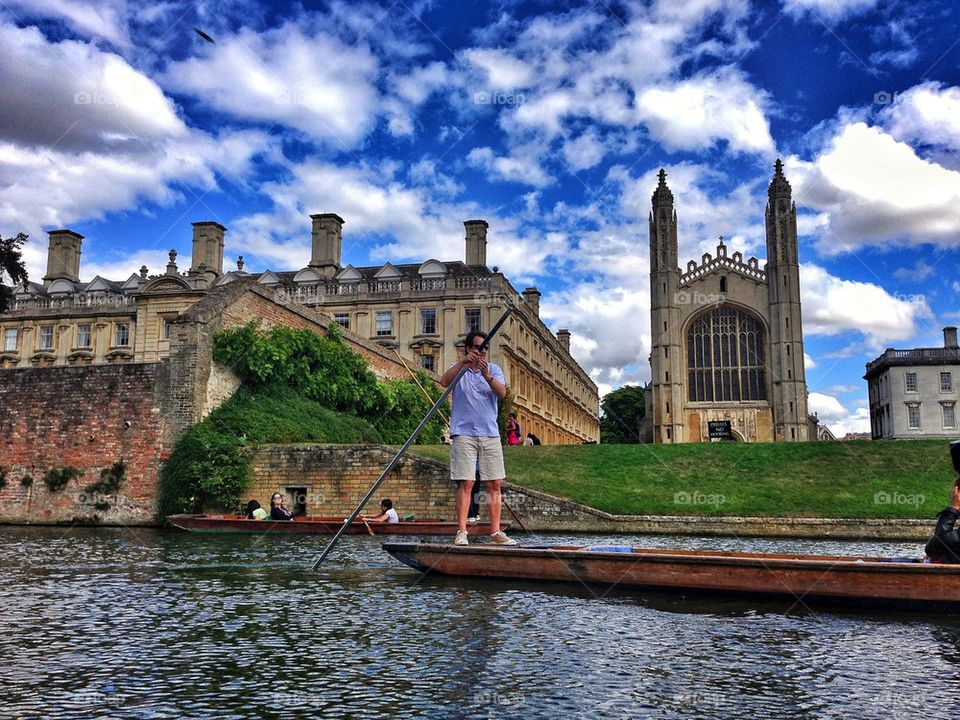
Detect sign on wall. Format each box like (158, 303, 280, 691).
(708, 420, 732, 439)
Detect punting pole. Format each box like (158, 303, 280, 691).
(310, 306, 514, 570)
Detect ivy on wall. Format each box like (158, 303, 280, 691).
(158, 324, 448, 518)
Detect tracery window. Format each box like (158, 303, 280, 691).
(687, 306, 766, 402)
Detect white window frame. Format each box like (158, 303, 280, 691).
(375, 311, 393, 337)
(904, 371, 918, 393)
(941, 371, 953, 393)
(420, 308, 437, 335)
(943, 402, 956, 430)
(465, 307, 481, 334)
(76, 324, 92, 349)
(3, 328, 17, 352)
(115, 322, 130, 347)
(420, 355, 435, 372)
(907, 402, 921, 430)
(333, 313, 350, 330)
(38, 325, 54, 350)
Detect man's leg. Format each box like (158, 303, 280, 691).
(487, 479, 503, 534)
(456, 479, 474, 532)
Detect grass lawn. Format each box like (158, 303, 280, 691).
(412, 439, 955, 518)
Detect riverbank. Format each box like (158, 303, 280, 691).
(414, 439, 952, 519)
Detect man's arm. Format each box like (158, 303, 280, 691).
(482, 362, 507, 399)
(440, 359, 466, 388)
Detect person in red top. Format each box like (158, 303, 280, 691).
(505, 413, 521, 446)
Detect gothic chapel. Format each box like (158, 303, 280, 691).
(647, 161, 812, 443)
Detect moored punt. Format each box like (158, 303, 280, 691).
(382, 542, 960, 612)
(167, 514, 508, 536)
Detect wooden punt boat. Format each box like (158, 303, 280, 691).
(382, 542, 960, 612)
(167, 514, 508, 536)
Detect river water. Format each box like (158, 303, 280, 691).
(1, 526, 956, 720)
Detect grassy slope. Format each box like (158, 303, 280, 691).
(412, 440, 954, 518)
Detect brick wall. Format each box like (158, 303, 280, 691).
(247, 445, 455, 518)
(0, 362, 172, 524)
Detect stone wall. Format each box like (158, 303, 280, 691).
(0, 362, 171, 525)
(247, 445, 455, 518)
(168, 280, 428, 438)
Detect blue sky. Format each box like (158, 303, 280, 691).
(2, 0, 959, 436)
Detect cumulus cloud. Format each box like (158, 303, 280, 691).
(808, 392, 871, 436)
(800, 263, 934, 344)
(788, 123, 960, 253)
(466, 146, 553, 188)
(3, 0, 131, 48)
(541, 285, 651, 390)
(636, 68, 775, 155)
(160, 23, 381, 146)
(883, 82, 960, 153)
(0, 128, 271, 250)
(0, 23, 184, 151)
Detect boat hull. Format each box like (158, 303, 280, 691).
(167, 514, 507, 536)
(382, 542, 960, 612)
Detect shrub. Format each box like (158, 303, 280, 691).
(42, 467, 83, 492)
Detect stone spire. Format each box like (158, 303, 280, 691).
(651, 168, 674, 209)
(767, 158, 792, 201)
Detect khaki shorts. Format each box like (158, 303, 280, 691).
(450, 435, 505, 482)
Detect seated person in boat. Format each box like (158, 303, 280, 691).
(924, 477, 960, 563)
(245, 500, 269, 520)
(269, 492, 294, 521)
(361, 498, 399, 524)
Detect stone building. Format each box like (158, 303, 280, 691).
(1, 215, 599, 445)
(647, 161, 814, 443)
(865, 327, 960, 439)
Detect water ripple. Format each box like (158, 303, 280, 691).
(2, 526, 959, 719)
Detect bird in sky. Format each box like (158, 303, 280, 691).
(193, 28, 215, 44)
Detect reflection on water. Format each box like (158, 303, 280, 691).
(2, 526, 959, 719)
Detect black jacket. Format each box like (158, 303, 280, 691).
(924, 507, 960, 563)
(270, 505, 294, 521)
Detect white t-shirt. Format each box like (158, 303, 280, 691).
(385, 508, 399, 523)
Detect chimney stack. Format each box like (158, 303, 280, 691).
(945, 327, 958, 349)
(310, 213, 344, 277)
(43, 229, 83, 285)
(191, 222, 226, 275)
(464, 219, 488, 267)
(522, 287, 541, 317)
(557, 329, 571, 353)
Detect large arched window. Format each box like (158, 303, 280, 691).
(687, 306, 766, 402)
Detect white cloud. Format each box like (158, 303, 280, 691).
(0, 23, 184, 151)
(461, 48, 535, 91)
(782, 0, 879, 22)
(883, 82, 960, 153)
(893, 260, 935, 282)
(466, 146, 553, 188)
(800, 263, 934, 344)
(636, 68, 775, 155)
(789, 123, 960, 253)
(808, 392, 871, 436)
(804, 352, 817, 369)
(2, 128, 271, 269)
(161, 23, 381, 146)
(4, 0, 131, 48)
(541, 285, 651, 390)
